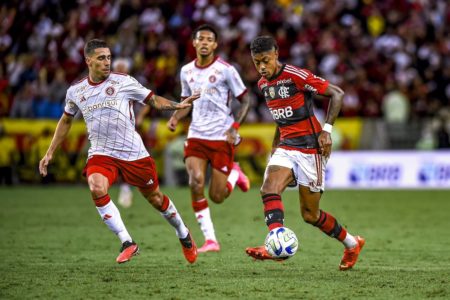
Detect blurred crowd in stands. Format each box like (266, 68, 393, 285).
(0, 0, 449, 185)
(0, 0, 448, 120)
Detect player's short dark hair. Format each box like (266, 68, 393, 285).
(250, 36, 278, 54)
(192, 24, 218, 41)
(84, 39, 108, 57)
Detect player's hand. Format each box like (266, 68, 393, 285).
(39, 153, 53, 177)
(177, 94, 200, 109)
(167, 116, 178, 132)
(318, 131, 332, 158)
(224, 127, 238, 144)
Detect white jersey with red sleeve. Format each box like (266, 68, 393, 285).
(64, 72, 153, 161)
(180, 56, 247, 141)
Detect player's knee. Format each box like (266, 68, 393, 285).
(301, 210, 319, 224)
(209, 191, 225, 204)
(260, 181, 282, 196)
(89, 183, 107, 198)
(189, 173, 204, 193)
(145, 191, 164, 208)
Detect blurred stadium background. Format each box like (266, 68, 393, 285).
(1, 1, 450, 299)
(0, 0, 449, 188)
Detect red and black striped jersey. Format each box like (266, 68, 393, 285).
(257, 64, 329, 153)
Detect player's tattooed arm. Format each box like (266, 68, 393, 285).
(318, 83, 344, 158)
(322, 83, 344, 125)
(234, 93, 251, 125)
(149, 94, 200, 111)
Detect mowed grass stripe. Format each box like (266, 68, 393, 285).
(0, 187, 449, 299)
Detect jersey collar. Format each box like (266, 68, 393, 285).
(194, 56, 219, 69)
(88, 75, 108, 86)
(266, 63, 286, 82)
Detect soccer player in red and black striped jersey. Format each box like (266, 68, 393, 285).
(245, 36, 365, 270)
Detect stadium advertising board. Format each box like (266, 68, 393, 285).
(326, 151, 450, 189)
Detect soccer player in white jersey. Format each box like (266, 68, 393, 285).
(39, 39, 200, 264)
(112, 57, 135, 209)
(167, 24, 251, 253)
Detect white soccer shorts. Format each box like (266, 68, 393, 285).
(268, 148, 328, 192)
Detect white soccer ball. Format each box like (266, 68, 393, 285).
(264, 227, 299, 259)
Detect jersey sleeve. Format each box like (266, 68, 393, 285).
(180, 68, 191, 98)
(226, 66, 247, 99)
(122, 75, 154, 104)
(290, 67, 329, 95)
(63, 88, 79, 116)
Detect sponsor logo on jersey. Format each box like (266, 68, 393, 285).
(105, 86, 115, 96)
(82, 100, 118, 113)
(269, 87, 275, 98)
(276, 79, 292, 85)
(75, 85, 87, 93)
(304, 84, 317, 94)
(108, 79, 120, 85)
(209, 75, 216, 83)
(68, 101, 76, 108)
(269, 106, 293, 120)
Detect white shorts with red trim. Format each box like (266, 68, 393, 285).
(268, 148, 328, 192)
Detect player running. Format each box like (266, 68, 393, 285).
(39, 39, 199, 264)
(167, 24, 251, 253)
(245, 36, 365, 270)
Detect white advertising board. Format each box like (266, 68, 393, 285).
(326, 151, 450, 189)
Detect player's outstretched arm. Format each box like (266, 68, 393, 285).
(318, 83, 344, 158)
(149, 94, 200, 111)
(167, 100, 192, 132)
(39, 113, 74, 177)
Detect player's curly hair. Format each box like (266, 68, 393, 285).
(192, 24, 218, 41)
(84, 39, 108, 57)
(250, 36, 278, 54)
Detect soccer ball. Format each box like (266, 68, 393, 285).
(264, 227, 299, 259)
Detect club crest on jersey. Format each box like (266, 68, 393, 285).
(278, 86, 290, 98)
(105, 86, 115, 96)
(209, 75, 216, 83)
(269, 87, 275, 98)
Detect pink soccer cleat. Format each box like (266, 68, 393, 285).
(233, 163, 250, 192)
(198, 239, 221, 253)
(116, 241, 139, 264)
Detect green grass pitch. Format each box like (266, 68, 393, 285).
(1, 186, 449, 299)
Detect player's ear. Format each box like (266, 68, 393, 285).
(85, 56, 91, 66)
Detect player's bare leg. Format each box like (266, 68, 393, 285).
(186, 156, 220, 252)
(246, 165, 292, 260)
(142, 186, 197, 263)
(299, 186, 364, 270)
(88, 173, 138, 263)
